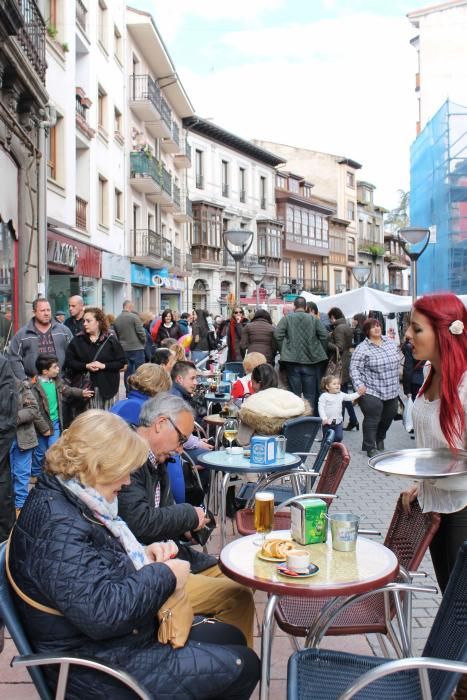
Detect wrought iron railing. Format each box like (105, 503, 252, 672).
(160, 96, 171, 129)
(76, 0, 87, 32)
(173, 247, 181, 269)
(173, 183, 181, 208)
(17, 0, 46, 83)
(131, 229, 162, 259)
(162, 236, 172, 262)
(172, 121, 180, 146)
(129, 74, 161, 112)
(184, 142, 192, 162)
(129, 152, 161, 186)
(161, 164, 172, 196)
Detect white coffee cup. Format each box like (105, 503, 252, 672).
(286, 549, 310, 573)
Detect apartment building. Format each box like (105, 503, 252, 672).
(253, 141, 361, 294)
(408, 0, 467, 134)
(184, 117, 284, 312)
(126, 7, 194, 313)
(44, 0, 128, 316)
(274, 172, 334, 298)
(356, 181, 388, 290)
(0, 0, 48, 337)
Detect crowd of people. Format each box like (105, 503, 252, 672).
(0, 290, 465, 699)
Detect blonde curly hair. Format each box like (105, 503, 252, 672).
(45, 410, 148, 485)
(243, 352, 267, 374)
(127, 363, 171, 396)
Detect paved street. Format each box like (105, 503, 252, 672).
(0, 406, 440, 699)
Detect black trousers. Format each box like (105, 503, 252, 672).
(429, 505, 467, 594)
(0, 436, 15, 542)
(358, 394, 398, 451)
(189, 620, 260, 700)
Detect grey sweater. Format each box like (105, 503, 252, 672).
(113, 311, 146, 351)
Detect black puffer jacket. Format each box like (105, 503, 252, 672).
(64, 331, 125, 400)
(118, 458, 217, 574)
(9, 474, 244, 699)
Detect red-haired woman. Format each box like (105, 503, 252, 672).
(227, 307, 248, 362)
(402, 292, 467, 594)
(349, 318, 401, 457)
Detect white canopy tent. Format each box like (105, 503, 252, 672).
(301, 287, 413, 316)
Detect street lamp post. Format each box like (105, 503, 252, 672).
(351, 265, 371, 287)
(249, 262, 266, 308)
(398, 227, 430, 303)
(263, 281, 276, 307)
(223, 229, 254, 306)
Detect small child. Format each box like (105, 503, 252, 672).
(9, 379, 50, 513)
(318, 375, 365, 443)
(31, 353, 93, 472)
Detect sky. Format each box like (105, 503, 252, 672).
(132, 0, 422, 209)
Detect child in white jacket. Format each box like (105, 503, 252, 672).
(318, 375, 365, 442)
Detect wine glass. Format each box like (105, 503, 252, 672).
(223, 417, 238, 454)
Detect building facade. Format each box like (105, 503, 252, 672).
(126, 6, 194, 313)
(408, 0, 467, 135)
(184, 117, 284, 313)
(0, 0, 48, 340)
(356, 181, 388, 290)
(252, 140, 361, 295)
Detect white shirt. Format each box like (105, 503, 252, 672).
(318, 390, 360, 425)
(415, 372, 467, 514)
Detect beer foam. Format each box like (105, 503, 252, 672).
(255, 492, 274, 501)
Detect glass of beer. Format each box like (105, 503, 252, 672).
(223, 417, 238, 454)
(254, 491, 274, 546)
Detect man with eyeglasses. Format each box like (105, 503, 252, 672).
(118, 393, 255, 646)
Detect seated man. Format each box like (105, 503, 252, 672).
(118, 393, 254, 646)
(170, 360, 213, 493)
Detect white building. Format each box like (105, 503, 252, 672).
(125, 6, 195, 313)
(408, 0, 467, 134)
(45, 0, 129, 315)
(184, 118, 284, 312)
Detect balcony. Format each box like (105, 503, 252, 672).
(173, 195, 193, 223)
(76, 0, 87, 34)
(75, 90, 95, 142)
(387, 253, 409, 269)
(129, 151, 163, 197)
(160, 120, 180, 154)
(192, 245, 221, 265)
(129, 75, 171, 139)
(279, 278, 329, 296)
(222, 252, 260, 271)
(283, 232, 329, 256)
(162, 236, 172, 263)
(130, 229, 164, 266)
(149, 163, 173, 207)
(185, 253, 193, 272)
(76, 196, 87, 231)
(16, 0, 46, 84)
(174, 141, 192, 169)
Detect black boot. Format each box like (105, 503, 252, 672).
(343, 421, 359, 431)
(376, 440, 385, 451)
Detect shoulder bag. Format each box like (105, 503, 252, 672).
(68, 335, 112, 392)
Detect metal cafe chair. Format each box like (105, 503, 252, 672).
(0, 543, 151, 700)
(287, 542, 467, 700)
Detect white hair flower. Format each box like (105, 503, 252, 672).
(449, 320, 464, 335)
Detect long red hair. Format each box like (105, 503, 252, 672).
(414, 293, 467, 449)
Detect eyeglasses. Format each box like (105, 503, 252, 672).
(166, 416, 188, 446)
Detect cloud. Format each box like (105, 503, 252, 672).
(178, 13, 417, 208)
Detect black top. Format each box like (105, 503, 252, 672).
(64, 332, 125, 400)
(64, 315, 84, 336)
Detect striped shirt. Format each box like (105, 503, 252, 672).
(350, 337, 401, 401)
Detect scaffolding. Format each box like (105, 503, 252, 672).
(410, 100, 467, 294)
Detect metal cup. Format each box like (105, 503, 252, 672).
(328, 512, 360, 552)
(276, 435, 286, 459)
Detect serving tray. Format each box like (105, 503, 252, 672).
(368, 448, 467, 479)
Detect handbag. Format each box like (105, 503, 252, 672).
(67, 335, 112, 393)
(157, 588, 194, 648)
(325, 348, 343, 379)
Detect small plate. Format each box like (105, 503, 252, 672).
(257, 552, 287, 563)
(277, 564, 320, 578)
(214, 392, 226, 398)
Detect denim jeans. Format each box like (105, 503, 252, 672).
(32, 420, 61, 475)
(286, 363, 321, 415)
(9, 440, 34, 508)
(124, 349, 146, 391)
(322, 421, 343, 443)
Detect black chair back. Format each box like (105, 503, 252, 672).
(282, 416, 322, 458)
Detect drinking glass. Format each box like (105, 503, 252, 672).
(223, 417, 238, 454)
(276, 435, 287, 460)
(254, 491, 274, 547)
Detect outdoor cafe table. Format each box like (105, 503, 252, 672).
(220, 530, 399, 700)
(197, 451, 302, 549)
(204, 392, 232, 416)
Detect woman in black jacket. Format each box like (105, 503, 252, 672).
(65, 307, 126, 410)
(154, 309, 183, 347)
(9, 411, 259, 699)
(190, 308, 211, 364)
(227, 307, 248, 362)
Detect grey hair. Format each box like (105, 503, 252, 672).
(123, 299, 132, 309)
(139, 392, 193, 427)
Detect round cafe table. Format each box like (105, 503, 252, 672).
(220, 530, 399, 700)
(203, 413, 225, 450)
(204, 392, 232, 416)
(198, 451, 302, 549)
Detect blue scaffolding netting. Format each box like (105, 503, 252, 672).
(410, 99, 467, 294)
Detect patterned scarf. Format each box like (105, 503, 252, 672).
(58, 476, 149, 570)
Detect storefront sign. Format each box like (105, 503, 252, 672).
(131, 264, 152, 286)
(47, 230, 101, 277)
(102, 252, 130, 283)
(151, 274, 184, 291)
